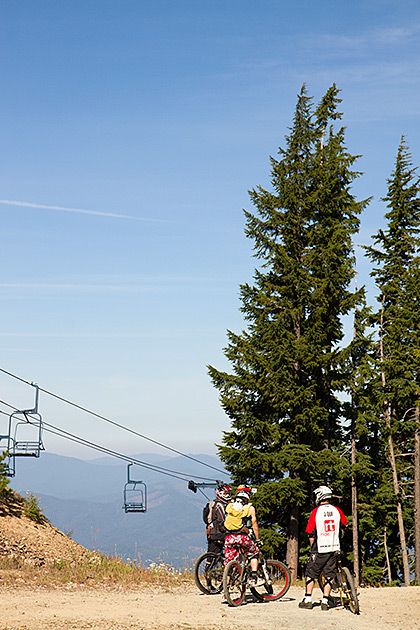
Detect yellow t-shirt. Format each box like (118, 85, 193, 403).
(224, 501, 252, 532)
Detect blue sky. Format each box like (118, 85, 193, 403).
(1, 0, 420, 464)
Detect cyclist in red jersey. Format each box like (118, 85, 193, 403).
(299, 485, 348, 611)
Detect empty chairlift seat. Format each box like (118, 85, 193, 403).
(123, 463, 147, 513)
(5, 385, 45, 476)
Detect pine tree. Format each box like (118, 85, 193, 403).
(364, 136, 420, 586)
(209, 85, 368, 581)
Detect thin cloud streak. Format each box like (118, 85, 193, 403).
(0, 200, 166, 223)
(0, 330, 217, 339)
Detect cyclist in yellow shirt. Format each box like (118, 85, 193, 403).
(223, 485, 262, 586)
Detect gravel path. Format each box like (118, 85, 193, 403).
(0, 584, 419, 630)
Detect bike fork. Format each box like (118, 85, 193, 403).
(261, 563, 272, 585)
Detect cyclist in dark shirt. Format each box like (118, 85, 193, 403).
(204, 483, 232, 554)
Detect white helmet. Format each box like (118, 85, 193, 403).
(314, 486, 332, 505)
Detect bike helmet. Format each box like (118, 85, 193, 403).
(314, 485, 332, 505)
(215, 483, 232, 503)
(236, 484, 252, 502)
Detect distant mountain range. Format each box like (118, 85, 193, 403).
(9, 452, 228, 569)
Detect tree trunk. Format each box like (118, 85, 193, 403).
(286, 504, 299, 583)
(384, 526, 392, 583)
(388, 433, 411, 586)
(415, 406, 420, 583)
(351, 277, 360, 587)
(380, 300, 411, 586)
(351, 433, 359, 587)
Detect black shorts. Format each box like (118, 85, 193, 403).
(207, 539, 224, 554)
(305, 551, 337, 580)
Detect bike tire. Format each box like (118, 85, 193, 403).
(193, 552, 223, 595)
(223, 559, 246, 607)
(250, 560, 291, 602)
(341, 566, 360, 614)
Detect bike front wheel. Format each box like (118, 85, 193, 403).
(340, 566, 360, 614)
(193, 552, 223, 595)
(223, 559, 246, 606)
(250, 559, 291, 602)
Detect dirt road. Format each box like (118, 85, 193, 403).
(1, 584, 419, 630)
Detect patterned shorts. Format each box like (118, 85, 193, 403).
(223, 533, 259, 566)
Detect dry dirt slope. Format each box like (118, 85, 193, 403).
(0, 489, 90, 565)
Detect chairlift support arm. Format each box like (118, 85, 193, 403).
(188, 480, 221, 493)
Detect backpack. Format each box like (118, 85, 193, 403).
(202, 500, 225, 540)
(202, 500, 215, 525)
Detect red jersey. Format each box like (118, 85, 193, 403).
(305, 503, 348, 553)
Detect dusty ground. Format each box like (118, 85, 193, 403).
(1, 500, 419, 630)
(0, 583, 419, 630)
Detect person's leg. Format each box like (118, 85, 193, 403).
(299, 553, 320, 608)
(208, 539, 223, 554)
(223, 534, 240, 567)
(320, 553, 337, 609)
(236, 535, 261, 584)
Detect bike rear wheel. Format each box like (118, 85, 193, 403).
(250, 560, 291, 602)
(223, 559, 246, 606)
(341, 566, 360, 614)
(193, 552, 223, 594)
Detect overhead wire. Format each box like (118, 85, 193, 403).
(0, 400, 222, 483)
(0, 367, 226, 476)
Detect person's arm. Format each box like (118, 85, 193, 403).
(338, 507, 348, 527)
(306, 508, 316, 550)
(249, 505, 260, 541)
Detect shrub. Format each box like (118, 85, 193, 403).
(0, 451, 10, 495)
(23, 492, 48, 524)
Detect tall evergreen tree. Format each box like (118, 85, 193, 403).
(209, 85, 368, 581)
(364, 136, 420, 586)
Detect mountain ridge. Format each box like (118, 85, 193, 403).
(9, 452, 228, 568)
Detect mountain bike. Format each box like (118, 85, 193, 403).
(223, 548, 291, 607)
(319, 553, 360, 614)
(194, 551, 224, 594)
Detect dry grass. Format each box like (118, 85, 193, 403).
(0, 553, 195, 590)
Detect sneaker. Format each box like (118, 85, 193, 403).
(299, 600, 313, 609)
(249, 576, 265, 587)
(321, 601, 330, 611)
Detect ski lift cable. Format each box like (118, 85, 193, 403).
(41, 425, 196, 481)
(0, 402, 219, 482)
(41, 421, 217, 481)
(0, 367, 226, 475)
(0, 406, 214, 483)
(1, 415, 214, 483)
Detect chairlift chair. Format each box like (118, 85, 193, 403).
(123, 463, 147, 513)
(5, 385, 44, 477)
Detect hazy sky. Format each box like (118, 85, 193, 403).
(1, 1, 420, 466)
